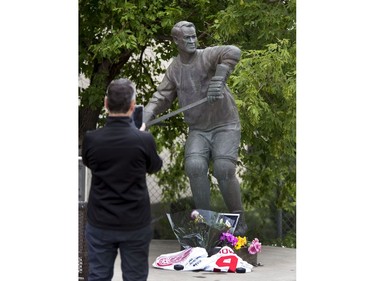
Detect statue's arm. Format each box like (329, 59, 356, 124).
(143, 72, 177, 124)
(211, 45, 241, 72)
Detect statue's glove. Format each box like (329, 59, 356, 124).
(207, 76, 225, 103)
(207, 64, 230, 104)
(143, 110, 155, 130)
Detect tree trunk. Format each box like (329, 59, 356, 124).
(78, 53, 133, 154)
(78, 106, 102, 155)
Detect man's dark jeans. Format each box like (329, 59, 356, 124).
(86, 223, 153, 281)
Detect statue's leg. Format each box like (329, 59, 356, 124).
(184, 130, 211, 210)
(213, 158, 243, 211)
(212, 123, 248, 236)
(185, 155, 210, 210)
(213, 158, 248, 235)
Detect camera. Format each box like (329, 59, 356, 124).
(132, 105, 144, 129)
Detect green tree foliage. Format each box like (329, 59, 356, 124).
(79, 0, 181, 143)
(232, 39, 296, 212)
(79, 0, 232, 143)
(212, 0, 296, 213)
(79, 0, 296, 214)
(210, 0, 296, 49)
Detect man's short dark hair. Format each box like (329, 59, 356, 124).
(106, 78, 136, 113)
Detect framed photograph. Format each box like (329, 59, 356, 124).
(216, 213, 240, 234)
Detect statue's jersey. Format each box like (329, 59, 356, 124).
(145, 46, 241, 131)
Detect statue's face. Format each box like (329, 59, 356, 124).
(176, 26, 197, 54)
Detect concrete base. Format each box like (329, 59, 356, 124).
(111, 240, 296, 281)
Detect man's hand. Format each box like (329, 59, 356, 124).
(207, 76, 224, 103)
(139, 123, 146, 131)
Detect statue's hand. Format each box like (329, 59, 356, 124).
(142, 110, 155, 131)
(207, 76, 224, 103)
(143, 110, 155, 123)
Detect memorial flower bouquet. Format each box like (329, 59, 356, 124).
(220, 232, 262, 255)
(166, 209, 235, 253)
(219, 232, 262, 266)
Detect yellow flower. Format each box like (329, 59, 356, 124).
(234, 236, 247, 250)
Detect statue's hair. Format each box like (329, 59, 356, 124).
(171, 21, 195, 38)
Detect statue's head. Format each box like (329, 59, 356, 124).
(171, 21, 197, 54)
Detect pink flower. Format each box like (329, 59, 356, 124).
(248, 238, 262, 254)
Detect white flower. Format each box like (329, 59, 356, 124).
(225, 220, 232, 228)
(191, 210, 200, 220)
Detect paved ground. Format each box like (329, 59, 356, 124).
(112, 240, 296, 281)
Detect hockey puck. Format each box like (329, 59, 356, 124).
(236, 267, 246, 273)
(174, 264, 184, 271)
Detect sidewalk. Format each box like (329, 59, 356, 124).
(112, 240, 296, 281)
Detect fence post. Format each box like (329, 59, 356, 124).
(276, 209, 283, 239)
